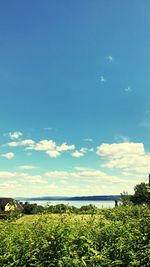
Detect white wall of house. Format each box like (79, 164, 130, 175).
(4, 203, 16, 211)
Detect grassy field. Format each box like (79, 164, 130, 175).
(0, 205, 150, 266)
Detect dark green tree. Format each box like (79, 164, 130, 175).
(23, 203, 44, 214)
(131, 182, 150, 204)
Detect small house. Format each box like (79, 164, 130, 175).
(0, 198, 23, 212)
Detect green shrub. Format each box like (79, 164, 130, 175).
(0, 205, 150, 266)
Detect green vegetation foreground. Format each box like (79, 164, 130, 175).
(0, 204, 150, 267)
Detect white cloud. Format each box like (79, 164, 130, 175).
(96, 142, 150, 175)
(45, 171, 78, 179)
(60, 179, 67, 184)
(20, 173, 48, 184)
(47, 184, 58, 189)
(0, 167, 146, 197)
(18, 165, 38, 170)
(21, 140, 35, 146)
(7, 142, 18, 147)
(7, 139, 35, 147)
(7, 138, 75, 158)
(96, 142, 144, 158)
(107, 55, 114, 62)
(45, 169, 123, 183)
(0, 171, 16, 178)
(72, 147, 93, 158)
(6, 137, 94, 159)
(32, 140, 75, 153)
(80, 148, 88, 153)
(1, 152, 15, 160)
(124, 86, 132, 93)
(46, 150, 60, 158)
(72, 147, 89, 158)
(0, 181, 17, 190)
(0, 180, 136, 197)
(27, 139, 75, 158)
(72, 151, 84, 158)
(9, 131, 22, 139)
(0, 171, 47, 186)
(74, 166, 95, 171)
(7, 139, 75, 158)
(57, 143, 75, 152)
(32, 140, 56, 151)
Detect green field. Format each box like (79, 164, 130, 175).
(0, 205, 150, 266)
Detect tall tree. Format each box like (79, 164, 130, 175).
(131, 183, 150, 204)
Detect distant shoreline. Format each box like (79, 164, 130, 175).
(17, 195, 120, 202)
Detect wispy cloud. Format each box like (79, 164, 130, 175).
(8, 131, 23, 139)
(45, 169, 122, 183)
(7, 139, 35, 147)
(0, 171, 47, 185)
(72, 150, 84, 158)
(83, 138, 93, 142)
(107, 55, 114, 63)
(18, 165, 38, 170)
(1, 152, 15, 160)
(0, 171, 16, 178)
(72, 147, 93, 158)
(114, 135, 130, 142)
(0, 166, 145, 197)
(100, 75, 106, 83)
(74, 166, 95, 171)
(124, 86, 132, 93)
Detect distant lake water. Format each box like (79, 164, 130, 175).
(24, 200, 116, 208)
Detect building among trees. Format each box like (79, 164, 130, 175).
(0, 198, 23, 213)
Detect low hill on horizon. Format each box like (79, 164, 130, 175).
(17, 195, 120, 202)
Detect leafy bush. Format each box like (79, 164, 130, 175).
(45, 204, 98, 215)
(0, 205, 150, 266)
(23, 203, 44, 214)
(0, 211, 22, 221)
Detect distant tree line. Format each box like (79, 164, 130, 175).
(22, 203, 99, 215)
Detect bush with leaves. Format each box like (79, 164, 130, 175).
(0, 204, 150, 266)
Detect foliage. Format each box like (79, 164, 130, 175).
(79, 204, 98, 214)
(0, 210, 22, 221)
(131, 183, 150, 204)
(120, 191, 132, 205)
(22, 203, 99, 215)
(23, 203, 45, 214)
(45, 203, 78, 214)
(0, 204, 150, 266)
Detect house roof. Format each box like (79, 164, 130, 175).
(0, 198, 23, 211)
(0, 207, 4, 213)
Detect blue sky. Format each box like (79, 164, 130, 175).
(0, 1, 150, 197)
